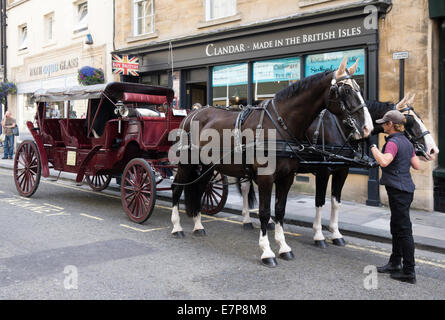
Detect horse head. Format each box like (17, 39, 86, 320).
(327, 57, 373, 140)
(396, 93, 439, 161)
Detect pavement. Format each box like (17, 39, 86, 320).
(2, 147, 445, 255)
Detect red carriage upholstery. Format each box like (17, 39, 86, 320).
(91, 120, 119, 149)
(41, 119, 64, 147)
(59, 119, 91, 149)
(123, 92, 167, 105)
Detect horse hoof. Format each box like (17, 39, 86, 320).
(261, 258, 278, 268)
(172, 231, 185, 239)
(243, 223, 254, 230)
(314, 240, 328, 249)
(332, 238, 346, 247)
(267, 223, 275, 231)
(279, 251, 295, 261)
(193, 229, 206, 237)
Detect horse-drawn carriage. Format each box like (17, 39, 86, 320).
(13, 82, 228, 223)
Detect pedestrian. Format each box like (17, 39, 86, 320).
(1, 111, 17, 160)
(370, 110, 421, 284)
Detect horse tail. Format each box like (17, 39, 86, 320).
(183, 165, 202, 218)
(236, 178, 257, 209)
(248, 180, 257, 209)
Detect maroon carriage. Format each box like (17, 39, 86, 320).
(13, 82, 228, 223)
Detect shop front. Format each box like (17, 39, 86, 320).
(10, 44, 108, 142)
(114, 2, 390, 206)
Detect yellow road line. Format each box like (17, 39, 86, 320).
(44, 203, 64, 210)
(120, 224, 169, 233)
(80, 213, 104, 221)
(346, 243, 445, 270)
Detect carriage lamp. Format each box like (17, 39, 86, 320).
(114, 100, 128, 134)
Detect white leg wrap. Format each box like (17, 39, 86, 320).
(274, 224, 292, 254)
(193, 213, 205, 232)
(259, 232, 275, 260)
(171, 206, 183, 234)
(313, 206, 325, 241)
(330, 198, 343, 240)
(241, 182, 252, 224)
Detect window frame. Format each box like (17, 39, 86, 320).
(18, 24, 28, 51)
(205, 0, 237, 21)
(133, 0, 155, 36)
(74, 1, 88, 33)
(44, 13, 55, 42)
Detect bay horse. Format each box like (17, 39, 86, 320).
(170, 57, 374, 267)
(237, 93, 439, 248)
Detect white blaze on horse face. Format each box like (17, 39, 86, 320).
(363, 106, 374, 138)
(193, 213, 205, 232)
(259, 232, 276, 260)
(274, 224, 292, 254)
(313, 207, 325, 241)
(414, 114, 439, 161)
(329, 198, 343, 240)
(171, 206, 183, 234)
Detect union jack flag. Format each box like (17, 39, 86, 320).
(112, 54, 139, 76)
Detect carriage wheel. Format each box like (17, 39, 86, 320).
(121, 159, 157, 224)
(14, 140, 41, 198)
(86, 173, 112, 192)
(201, 171, 228, 216)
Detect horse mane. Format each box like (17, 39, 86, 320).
(365, 100, 395, 118)
(275, 71, 333, 103)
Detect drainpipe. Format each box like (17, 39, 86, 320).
(1, 0, 7, 111)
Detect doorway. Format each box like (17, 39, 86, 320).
(187, 82, 207, 108)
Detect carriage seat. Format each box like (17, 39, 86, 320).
(41, 119, 65, 147)
(91, 119, 120, 149)
(59, 119, 92, 149)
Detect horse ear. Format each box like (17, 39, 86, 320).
(407, 93, 416, 105)
(336, 56, 348, 77)
(396, 93, 410, 110)
(348, 59, 359, 75)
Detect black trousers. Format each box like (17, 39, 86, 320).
(386, 186, 415, 273)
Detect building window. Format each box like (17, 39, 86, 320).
(18, 24, 28, 50)
(205, 0, 237, 21)
(141, 72, 168, 87)
(74, 2, 88, 33)
(253, 57, 301, 103)
(44, 13, 55, 42)
(133, 0, 154, 36)
(305, 48, 366, 92)
(212, 63, 248, 107)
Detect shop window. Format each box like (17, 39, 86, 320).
(133, 0, 154, 36)
(44, 13, 55, 42)
(20, 93, 37, 130)
(45, 102, 65, 119)
(253, 57, 301, 103)
(305, 48, 366, 93)
(141, 72, 168, 87)
(18, 24, 28, 50)
(70, 100, 88, 119)
(205, 0, 237, 21)
(212, 63, 247, 107)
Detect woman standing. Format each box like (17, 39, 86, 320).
(370, 110, 421, 284)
